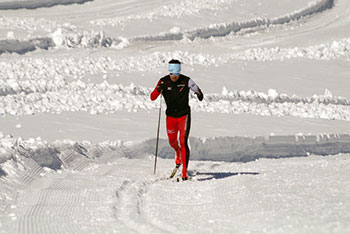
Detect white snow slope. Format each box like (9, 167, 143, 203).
(1, 0, 350, 233)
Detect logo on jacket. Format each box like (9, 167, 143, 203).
(178, 84, 185, 92)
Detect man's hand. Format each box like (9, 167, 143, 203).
(196, 89, 204, 101)
(157, 81, 166, 93)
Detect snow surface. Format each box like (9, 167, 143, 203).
(0, 0, 92, 10)
(1, 0, 350, 233)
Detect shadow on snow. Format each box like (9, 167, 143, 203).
(194, 172, 260, 182)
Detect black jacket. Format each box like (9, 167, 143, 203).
(160, 74, 191, 118)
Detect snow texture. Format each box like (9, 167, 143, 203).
(1, 132, 350, 173)
(0, 80, 349, 121)
(0, 0, 338, 55)
(0, 0, 92, 10)
(1, 0, 350, 233)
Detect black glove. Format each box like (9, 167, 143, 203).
(157, 81, 167, 92)
(196, 89, 204, 101)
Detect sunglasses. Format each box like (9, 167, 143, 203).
(170, 73, 179, 76)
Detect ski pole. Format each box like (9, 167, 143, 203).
(154, 94, 162, 175)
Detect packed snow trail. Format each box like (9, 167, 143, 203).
(0, 0, 350, 233)
(1, 151, 350, 234)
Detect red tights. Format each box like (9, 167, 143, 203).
(166, 114, 191, 178)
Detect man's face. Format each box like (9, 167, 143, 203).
(170, 73, 180, 82)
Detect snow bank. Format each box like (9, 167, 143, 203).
(0, 0, 92, 10)
(0, 38, 54, 55)
(1, 133, 350, 179)
(50, 28, 115, 48)
(200, 88, 350, 120)
(134, 0, 334, 41)
(152, 133, 350, 162)
(0, 0, 337, 55)
(0, 135, 123, 171)
(0, 29, 116, 55)
(1, 46, 349, 90)
(0, 79, 349, 121)
(0, 49, 349, 120)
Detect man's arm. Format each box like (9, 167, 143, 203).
(188, 79, 204, 101)
(150, 80, 167, 101)
(150, 80, 161, 101)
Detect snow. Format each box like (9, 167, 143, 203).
(0, 0, 92, 10)
(1, 0, 350, 233)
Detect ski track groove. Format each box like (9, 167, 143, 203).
(114, 177, 175, 234)
(1, 156, 46, 234)
(20, 158, 44, 185)
(58, 150, 93, 171)
(12, 152, 133, 234)
(17, 176, 85, 234)
(12, 149, 98, 234)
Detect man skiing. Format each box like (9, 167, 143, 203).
(150, 59, 204, 180)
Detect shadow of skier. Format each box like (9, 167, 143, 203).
(194, 172, 259, 181)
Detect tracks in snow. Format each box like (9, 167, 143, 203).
(133, 0, 334, 42)
(0, 0, 339, 54)
(1, 150, 175, 234)
(114, 179, 175, 234)
(1, 137, 350, 233)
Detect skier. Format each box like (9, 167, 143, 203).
(150, 59, 204, 180)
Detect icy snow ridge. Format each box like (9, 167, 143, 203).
(0, 0, 335, 54)
(0, 29, 116, 55)
(134, 0, 334, 42)
(1, 46, 350, 90)
(51, 28, 115, 48)
(0, 80, 350, 121)
(0, 38, 54, 55)
(1, 133, 350, 176)
(0, 0, 92, 10)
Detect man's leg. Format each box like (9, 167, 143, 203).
(166, 116, 181, 165)
(178, 114, 191, 178)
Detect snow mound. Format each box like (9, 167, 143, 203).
(200, 88, 350, 120)
(1, 133, 350, 179)
(0, 79, 349, 121)
(0, 0, 336, 55)
(0, 28, 118, 54)
(0, 38, 54, 55)
(133, 0, 334, 42)
(0, 0, 92, 10)
(51, 28, 115, 48)
(151, 133, 350, 162)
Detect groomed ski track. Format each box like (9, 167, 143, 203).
(1, 0, 350, 233)
(1, 144, 350, 234)
(1, 134, 350, 233)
